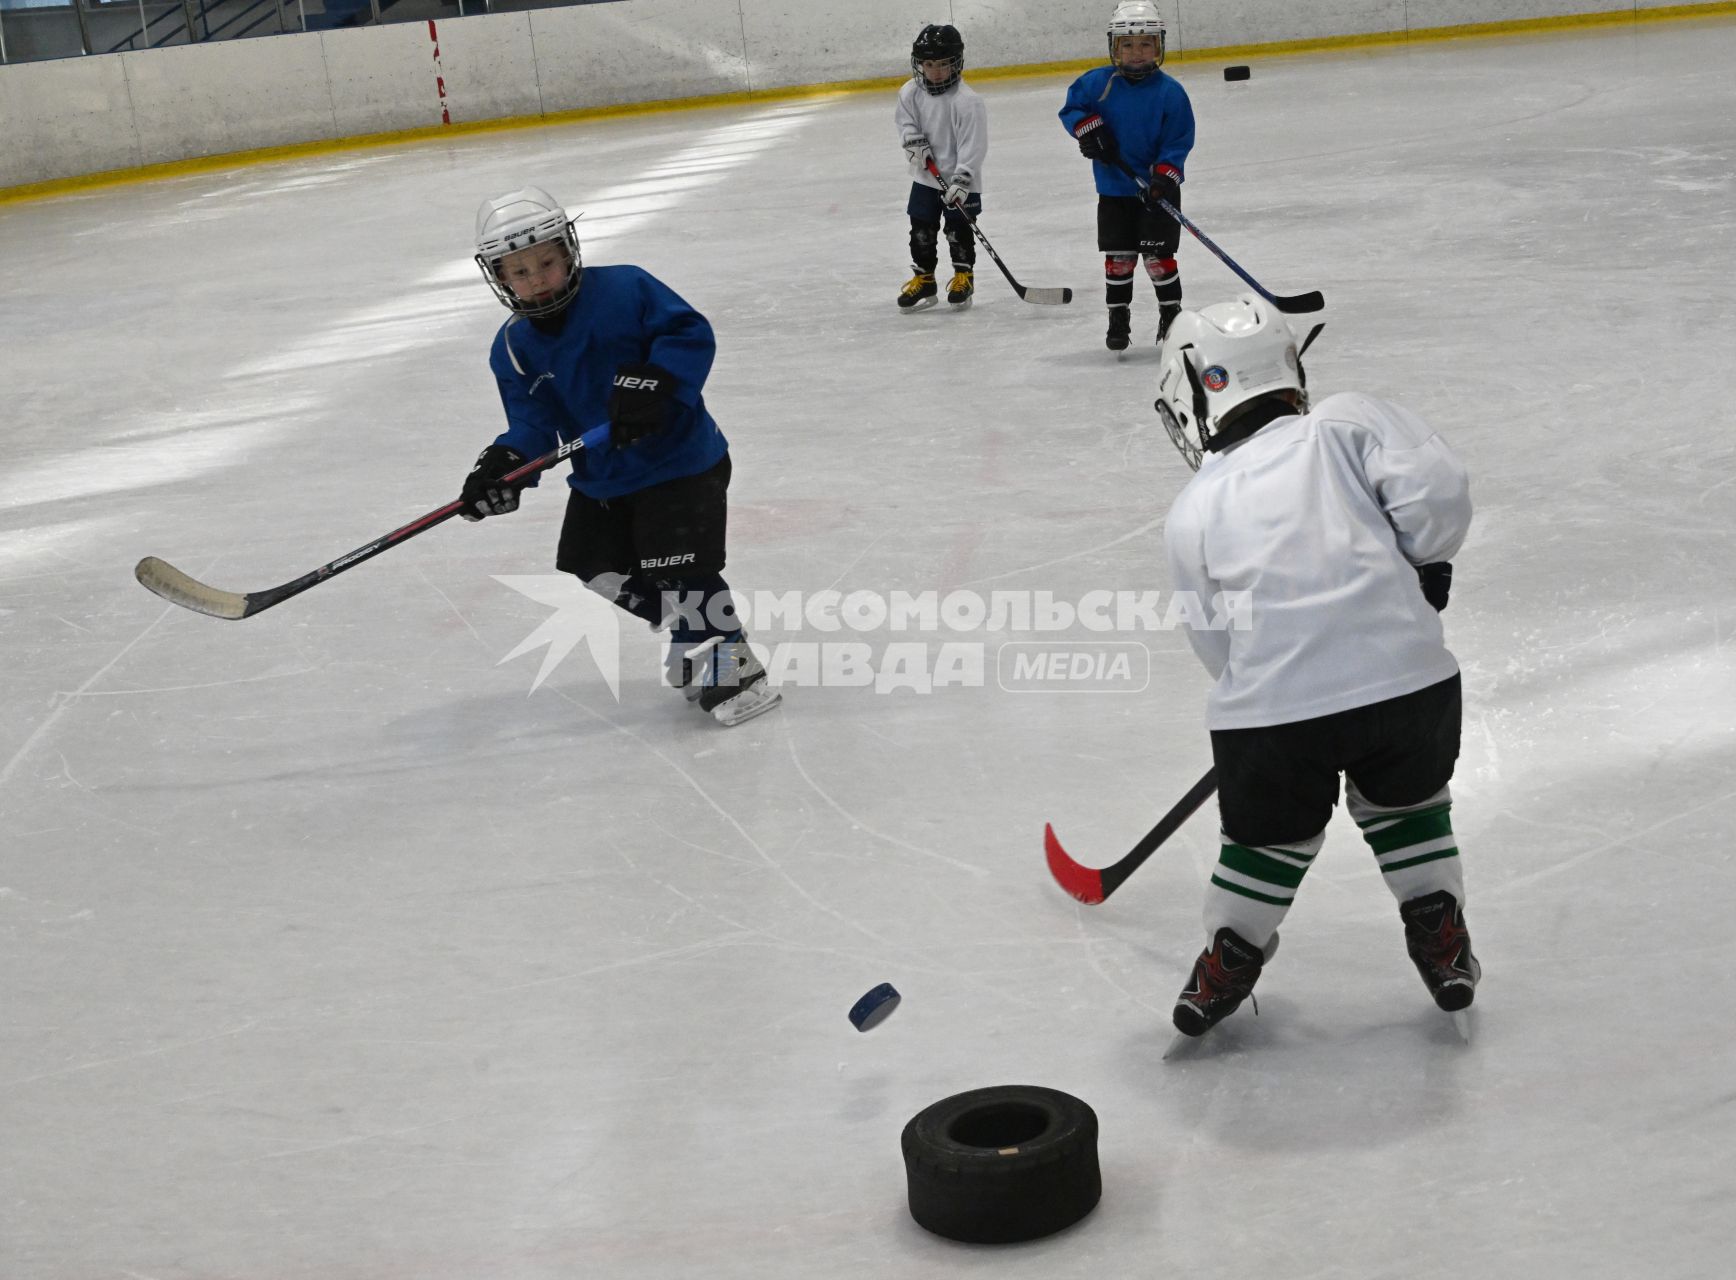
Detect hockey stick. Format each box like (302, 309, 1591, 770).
(1045, 766, 1218, 905)
(926, 160, 1072, 306)
(135, 424, 610, 620)
(1113, 161, 1324, 315)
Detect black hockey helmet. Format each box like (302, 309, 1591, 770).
(911, 24, 965, 95)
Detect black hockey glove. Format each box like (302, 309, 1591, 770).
(1418, 562, 1453, 612)
(1143, 163, 1182, 212)
(609, 362, 679, 447)
(460, 443, 528, 521)
(1072, 113, 1117, 163)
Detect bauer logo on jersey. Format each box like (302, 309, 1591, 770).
(1202, 365, 1230, 393)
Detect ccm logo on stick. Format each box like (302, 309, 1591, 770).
(614, 374, 660, 391)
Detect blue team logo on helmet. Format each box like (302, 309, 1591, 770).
(1202, 365, 1230, 392)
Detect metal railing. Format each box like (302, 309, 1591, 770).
(0, 0, 540, 63)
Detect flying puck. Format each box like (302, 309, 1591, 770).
(848, 982, 901, 1031)
(1224, 65, 1251, 81)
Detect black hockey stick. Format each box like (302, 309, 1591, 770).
(1045, 767, 1218, 904)
(135, 424, 609, 620)
(1113, 161, 1323, 315)
(926, 160, 1072, 305)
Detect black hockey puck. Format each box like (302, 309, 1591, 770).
(848, 982, 901, 1031)
(901, 1085, 1101, 1244)
(1224, 65, 1251, 81)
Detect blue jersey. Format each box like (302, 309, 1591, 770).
(488, 264, 728, 501)
(1059, 67, 1195, 199)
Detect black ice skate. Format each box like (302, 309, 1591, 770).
(1156, 303, 1181, 345)
(1105, 305, 1131, 352)
(946, 269, 974, 309)
(697, 631, 782, 727)
(1399, 890, 1480, 1015)
(1172, 927, 1272, 1039)
(665, 648, 704, 704)
(898, 272, 938, 312)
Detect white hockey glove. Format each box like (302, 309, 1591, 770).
(942, 172, 972, 209)
(902, 134, 935, 170)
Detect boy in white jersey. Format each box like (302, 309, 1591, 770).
(1155, 295, 1479, 1038)
(894, 24, 988, 310)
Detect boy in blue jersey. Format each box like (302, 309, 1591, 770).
(458, 187, 780, 727)
(1059, 1, 1196, 352)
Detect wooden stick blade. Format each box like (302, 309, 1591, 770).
(134, 556, 250, 620)
(1044, 822, 1106, 905)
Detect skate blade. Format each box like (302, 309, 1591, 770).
(1162, 1031, 1202, 1061)
(899, 297, 939, 313)
(712, 687, 782, 727)
(1450, 1009, 1472, 1044)
(947, 297, 973, 311)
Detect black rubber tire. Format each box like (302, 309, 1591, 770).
(900, 1084, 1101, 1244)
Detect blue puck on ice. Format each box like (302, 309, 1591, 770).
(849, 982, 901, 1032)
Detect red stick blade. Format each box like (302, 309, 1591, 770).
(1044, 823, 1105, 905)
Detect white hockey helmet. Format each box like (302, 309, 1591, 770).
(1154, 294, 1317, 469)
(1107, 0, 1166, 80)
(473, 186, 582, 317)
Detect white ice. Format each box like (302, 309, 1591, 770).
(5, 18, 1736, 1279)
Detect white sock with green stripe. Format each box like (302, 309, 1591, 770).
(1348, 782, 1465, 905)
(1203, 830, 1325, 953)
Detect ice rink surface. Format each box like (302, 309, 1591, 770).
(5, 17, 1736, 1279)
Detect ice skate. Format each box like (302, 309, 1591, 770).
(1399, 890, 1480, 1023)
(945, 269, 975, 309)
(1170, 926, 1274, 1043)
(665, 648, 705, 704)
(697, 632, 782, 727)
(898, 272, 938, 312)
(1105, 305, 1131, 352)
(1156, 303, 1181, 344)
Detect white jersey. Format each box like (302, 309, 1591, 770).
(1163, 391, 1472, 730)
(895, 78, 988, 192)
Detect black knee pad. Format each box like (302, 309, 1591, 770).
(909, 222, 940, 270)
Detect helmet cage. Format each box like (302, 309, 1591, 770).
(1154, 359, 1209, 471)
